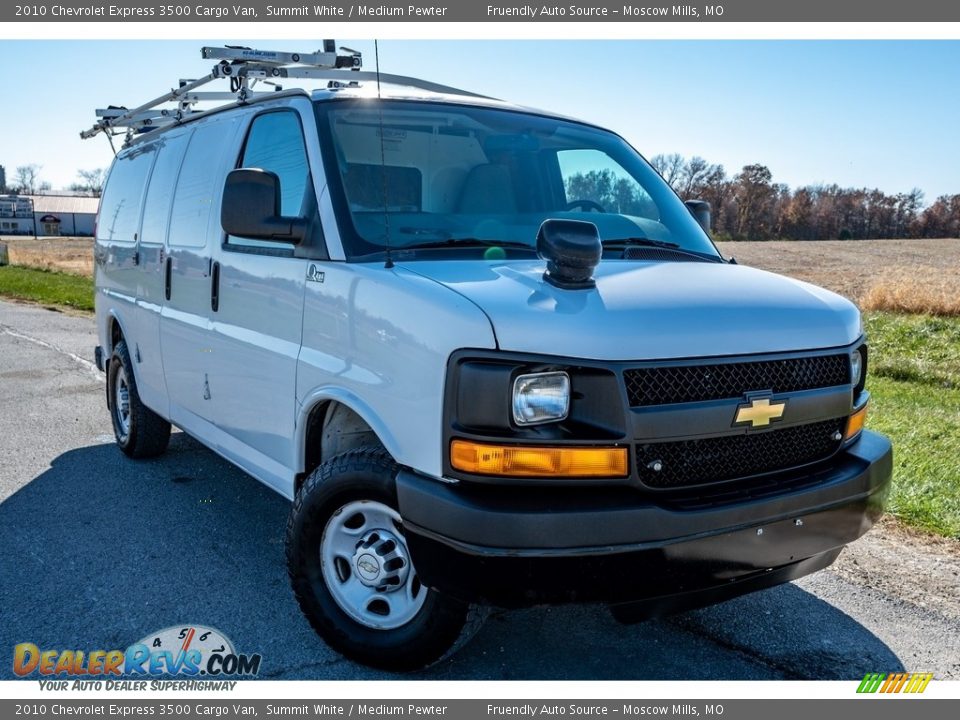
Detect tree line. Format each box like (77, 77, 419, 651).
(4, 158, 958, 240)
(1, 164, 106, 197)
(648, 154, 959, 240)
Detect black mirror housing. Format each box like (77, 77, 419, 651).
(221, 168, 306, 243)
(536, 218, 602, 290)
(684, 199, 712, 235)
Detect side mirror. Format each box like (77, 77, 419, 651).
(221, 168, 306, 243)
(684, 199, 711, 235)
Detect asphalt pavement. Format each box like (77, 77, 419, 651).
(1, 298, 958, 680)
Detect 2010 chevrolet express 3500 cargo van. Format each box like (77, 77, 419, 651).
(85, 45, 892, 671)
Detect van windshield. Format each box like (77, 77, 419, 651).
(314, 99, 720, 261)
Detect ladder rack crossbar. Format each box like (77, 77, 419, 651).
(94, 108, 180, 122)
(201, 46, 352, 69)
(81, 43, 492, 145)
(81, 73, 216, 139)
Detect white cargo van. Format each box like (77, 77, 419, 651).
(87, 45, 892, 671)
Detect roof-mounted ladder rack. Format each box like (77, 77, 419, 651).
(80, 42, 362, 144)
(81, 43, 491, 148)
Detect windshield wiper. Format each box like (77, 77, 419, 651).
(402, 238, 536, 251)
(601, 237, 680, 249)
(602, 237, 722, 262)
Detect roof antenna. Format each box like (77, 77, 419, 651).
(374, 39, 394, 269)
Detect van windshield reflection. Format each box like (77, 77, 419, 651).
(314, 100, 719, 261)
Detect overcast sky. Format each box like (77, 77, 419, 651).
(1, 40, 957, 202)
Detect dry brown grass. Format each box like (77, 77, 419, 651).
(716, 238, 960, 316)
(861, 271, 960, 316)
(1, 236, 93, 277)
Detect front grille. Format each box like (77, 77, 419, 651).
(624, 354, 850, 407)
(635, 418, 846, 489)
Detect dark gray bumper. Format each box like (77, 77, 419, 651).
(397, 430, 892, 607)
(399, 430, 892, 553)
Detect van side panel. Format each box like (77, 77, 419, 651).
(207, 101, 310, 497)
(131, 130, 191, 415)
(95, 145, 157, 363)
(297, 264, 497, 485)
(160, 116, 242, 435)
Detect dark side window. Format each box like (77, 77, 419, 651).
(227, 110, 312, 251)
(98, 147, 155, 243)
(227, 110, 311, 250)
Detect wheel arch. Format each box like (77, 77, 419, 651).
(296, 389, 399, 493)
(103, 310, 132, 410)
(104, 308, 130, 356)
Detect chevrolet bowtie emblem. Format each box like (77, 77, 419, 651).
(734, 397, 786, 427)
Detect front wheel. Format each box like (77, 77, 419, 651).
(286, 449, 484, 671)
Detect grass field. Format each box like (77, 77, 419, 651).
(0, 265, 95, 312)
(1, 236, 94, 276)
(1, 235, 958, 537)
(714, 238, 960, 310)
(865, 313, 960, 537)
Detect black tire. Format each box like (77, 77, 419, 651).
(107, 340, 171, 458)
(286, 448, 484, 671)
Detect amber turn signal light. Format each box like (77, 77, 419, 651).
(844, 404, 868, 441)
(450, 440, 628, 478)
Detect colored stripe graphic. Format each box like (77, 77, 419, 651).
(857, 672, 933, 694)
(857, 672, 885, 693)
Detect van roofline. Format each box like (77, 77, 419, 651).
(120, 80, 592, 150)
(121, 87, 312, 147)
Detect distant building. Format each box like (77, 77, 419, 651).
(0, 194, 100, 236)
(0, 165, 6, 193)
(0, 195, 35, 235)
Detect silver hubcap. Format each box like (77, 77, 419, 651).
(321, 500, 427, 630)
(114, 366, 131, 440)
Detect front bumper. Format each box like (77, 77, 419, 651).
(398, 430, 892, 611)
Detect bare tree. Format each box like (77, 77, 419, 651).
(677, 156, 715, 199)
(14, 164, 44, 194)
(649, 153, 685, 187)
(71, 168, 107, 197)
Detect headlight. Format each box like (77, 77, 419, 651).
(512, 371, 570, 426)
(851, 349, 864, 387)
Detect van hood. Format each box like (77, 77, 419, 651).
(400, 260, 861, 361)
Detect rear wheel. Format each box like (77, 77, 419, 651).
(286, 448, 485, 671)
(107, 340, 171, 458)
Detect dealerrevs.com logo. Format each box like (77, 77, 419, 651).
(13, 625, 262, 683)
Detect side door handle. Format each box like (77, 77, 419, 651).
(211, 261, 221, 312)
(164, 257, 172, 301)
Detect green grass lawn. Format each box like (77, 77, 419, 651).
(0, 265, 95, 312)
(865, 312, 960, 538)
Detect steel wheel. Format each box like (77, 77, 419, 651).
(287, 449, 481, 670)
(320, 499, 427, 630)
(105, 340, 170, 458)
(113, 364, 132, 442)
